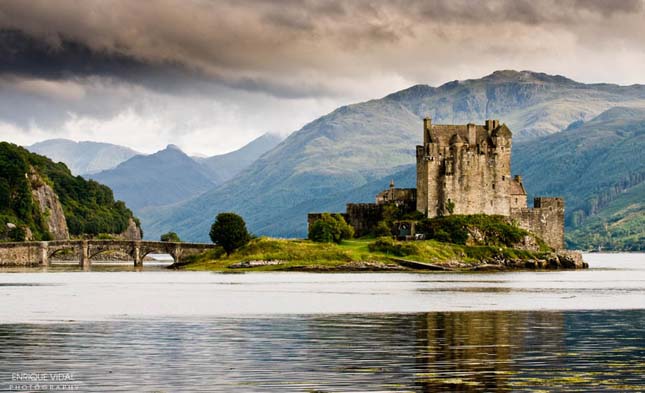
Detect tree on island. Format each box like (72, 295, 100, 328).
(209, 212, 251, 255)
(160, 231, 181, 242)
(308, 213, 354, 243)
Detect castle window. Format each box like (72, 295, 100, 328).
(492, 183, 495, 190)
(502, 176, 505, 181)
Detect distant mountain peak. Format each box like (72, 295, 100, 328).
(385, 70, 581, 104)
(26, 138, 140, 175)
(165, 144, 183, 151)
(195, 132, 283, 183)
(384, 84, 435, 101)
(479, 70, 577, 85)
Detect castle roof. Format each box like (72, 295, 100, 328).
(510, 178, 527, 195)
(424, 120, 511, 146)
(492, 124, 512, 138)
(449, 134, 465, 144)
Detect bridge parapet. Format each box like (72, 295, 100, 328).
(0, 240, 217, 267)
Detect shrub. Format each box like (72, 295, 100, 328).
(160, 231, 181, 242)
(8, 226, 27, 242)
(374, 221, 392, 237)
(209, 213, 251, 255)
(308, 213, 354, 243)
(368, 237, 418, 257)
(309, 220, 334, 243)
(416, 214, 529, 246)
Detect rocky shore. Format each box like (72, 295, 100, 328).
(200, 250, 587, 272)
(468, 250, 587, 271)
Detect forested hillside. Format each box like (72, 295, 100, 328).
(0, 142, 138, 240)
(514, 107, 645, 250)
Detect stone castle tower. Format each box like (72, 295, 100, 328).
(416, 118, 527, 217)
(415, 117, 564, 249)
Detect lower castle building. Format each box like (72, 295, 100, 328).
(308, 118, 565, 249)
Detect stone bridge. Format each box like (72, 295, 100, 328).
(0, 240, 217, 268)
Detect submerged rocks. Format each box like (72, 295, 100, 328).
(555, 251, 587, 269)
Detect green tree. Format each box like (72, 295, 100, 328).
(308, 220, 334, 243)
(8, 226, 27, 241)
(209, 213, 251, 255)
(308, 213, 354, 243)
(160, 231, 181, 242)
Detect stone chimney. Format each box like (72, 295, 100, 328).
(467, 123, 476, 146)
(423, 117, 432, 144)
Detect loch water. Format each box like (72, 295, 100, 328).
(0, 253, 643, 392)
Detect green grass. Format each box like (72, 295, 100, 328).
(177, 237, 550, 272)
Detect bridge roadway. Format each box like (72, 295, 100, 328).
(0, 240, 217, 268)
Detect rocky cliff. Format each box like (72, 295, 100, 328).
(119, 217, 142, 240)
(28, 168, 69, 240)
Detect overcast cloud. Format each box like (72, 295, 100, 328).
(1, 0, 644, 155)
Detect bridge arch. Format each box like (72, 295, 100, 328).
(87, 241, 136, 261)
(47, 246, 78, 260)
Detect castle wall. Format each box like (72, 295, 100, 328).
(376, 188, 417, 213)
(416, 145, 429, 214)
(308, 204, 384, 238)
(511, 197, 565, 250)
(440, 140, 511, 217)
(510, 194, 528, 210)
(345, 204, 383, 237)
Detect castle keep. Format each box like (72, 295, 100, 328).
(308, 118, 565, 249)
(417, 118, 520, 217)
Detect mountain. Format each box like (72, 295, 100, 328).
(0, 142, 139, 241)
(140, 70, 645, 245)
(89, 145, 215, 212)
(27, 139, 139, 175)
(196, 133, 283, 183)
(513, 106, 645, 250)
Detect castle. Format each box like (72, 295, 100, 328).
(308, 118, 565, 249)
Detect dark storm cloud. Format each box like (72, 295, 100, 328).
(0, 0, 643, 99)
(0, 29, 337, 99)
(0, 30, 148, 80)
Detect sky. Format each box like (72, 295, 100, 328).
(1, 0, 645, 155)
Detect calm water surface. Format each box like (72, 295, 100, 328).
(0, 253, 643, 392)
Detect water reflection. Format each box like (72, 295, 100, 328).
(0, 310, 642, 392)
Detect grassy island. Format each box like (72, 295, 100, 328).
(171, 237, 584, 272)
(172, 214, 586, 272)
